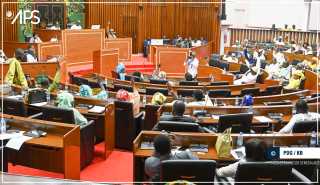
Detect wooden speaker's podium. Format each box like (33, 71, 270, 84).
(93, 48, 119, 77)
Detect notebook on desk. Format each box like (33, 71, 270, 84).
(88, 106, 106, 113)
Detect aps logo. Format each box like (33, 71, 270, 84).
(6, 10, 40, 25)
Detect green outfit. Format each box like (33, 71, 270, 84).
(48, 69, 61, 92)
(5, 58, 28, 88)
(79, 84, 108, 100)
(56, 91, 88, 127)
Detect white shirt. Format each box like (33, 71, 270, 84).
(265, 63, 279, 79)
(273, 51, 286, 65)
(279, 112, 320, 134)
(185, 57, 199, 78)
(234, 71, 259, 85)
(70, 25, 82, 30)
(29, 36, 42, 43)
(26, 54, 37, 63)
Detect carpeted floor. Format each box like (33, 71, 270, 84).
(8, 142, 133, 183)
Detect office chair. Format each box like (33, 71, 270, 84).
(27, 89, 47, 104)
(41, 106, 75, 124)
(143, 104, 161, 130)
(177, 89, 195, 97)
(155, 121, 201, 132)
(149, 79, 168, 85)
(240, 87, 260, 96)
(179, 81, 199, 86)
(160, 160, 216, 183)
(208, 89, 231, 98)
(218, 113, 253, 133)
(125, 75, 141, 82)
(114, 101, 144, 150)
(40, 106, 94, 169)
(71, 76, 89, 86)
(234, 161, 311, 184)
(2, 97, 27, 116)
(292, 120, 318, 133)
(114, 84, 134, 92)
(210, 81, 229, 86)
(146, 87, 169, 96)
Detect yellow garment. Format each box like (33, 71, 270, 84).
(286, 78, 301, 89)
(48, 69, 61, 92)
(4, 58, 28, 88)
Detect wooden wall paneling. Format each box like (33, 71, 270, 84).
(86, 0, 221, 54)
(1, 1, 18, 42)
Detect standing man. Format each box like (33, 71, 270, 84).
(184, 51, 199, 80)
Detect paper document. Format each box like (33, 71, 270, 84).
(254, 116, 273, 123)
(231, 146, 246, 160)
(212, 115, 220, 120)
(140, 141, 154, 150)
(30, 102, 47, 107)
(0, 131, 24, 141)
(7, 95, 23, 100)
(88, 106, 106, 113)
(6, 135, 32, 150)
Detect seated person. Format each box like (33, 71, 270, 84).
(56, 91, 88, 127)
(116, 88, 140, 115)
(29, 33, 42, 43)
(265, 59, 279, 79)
(151, 92, 167, 106)
(216, 138, 267, 178)
(4, 48, 28, 88)
(115, 63, 126, 80)
(70, 20, 82, 30)
(144, 134, 198, 181)
(303, 57, 318, 71)
(132, 71, 144, 82)
(24, 45, 37, 63)
(223, 53, 238, 63)
(234, 66, 260, 85)
(79, 84, 108, 100)
(278, 99, 320, 133)
(276, 61, 291, 81)
(188, 90, 206, 106)
(36, 75, 50, 89)
(50, 35, 59, 42)
(159, 100, 195, 123)
(284, 70, 305, 90)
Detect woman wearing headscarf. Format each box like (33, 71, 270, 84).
(115, 63, 126, 80)
(56, 91, 88, 127)
(285, 70, 305, 90)
(151, 92, 167, 106)
(79, 84, 108, 100)
(4, 48, 28, 88)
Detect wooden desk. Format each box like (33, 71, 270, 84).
(1, 62, 58, 83)
(149, 46, 189, 75)
(105, 38, 132, 61)
(133, 130, 312, 181)
(3, 41, 62, 60)
(3, 114, 80, 180)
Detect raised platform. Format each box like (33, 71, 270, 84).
(123, 55, 155, 74)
